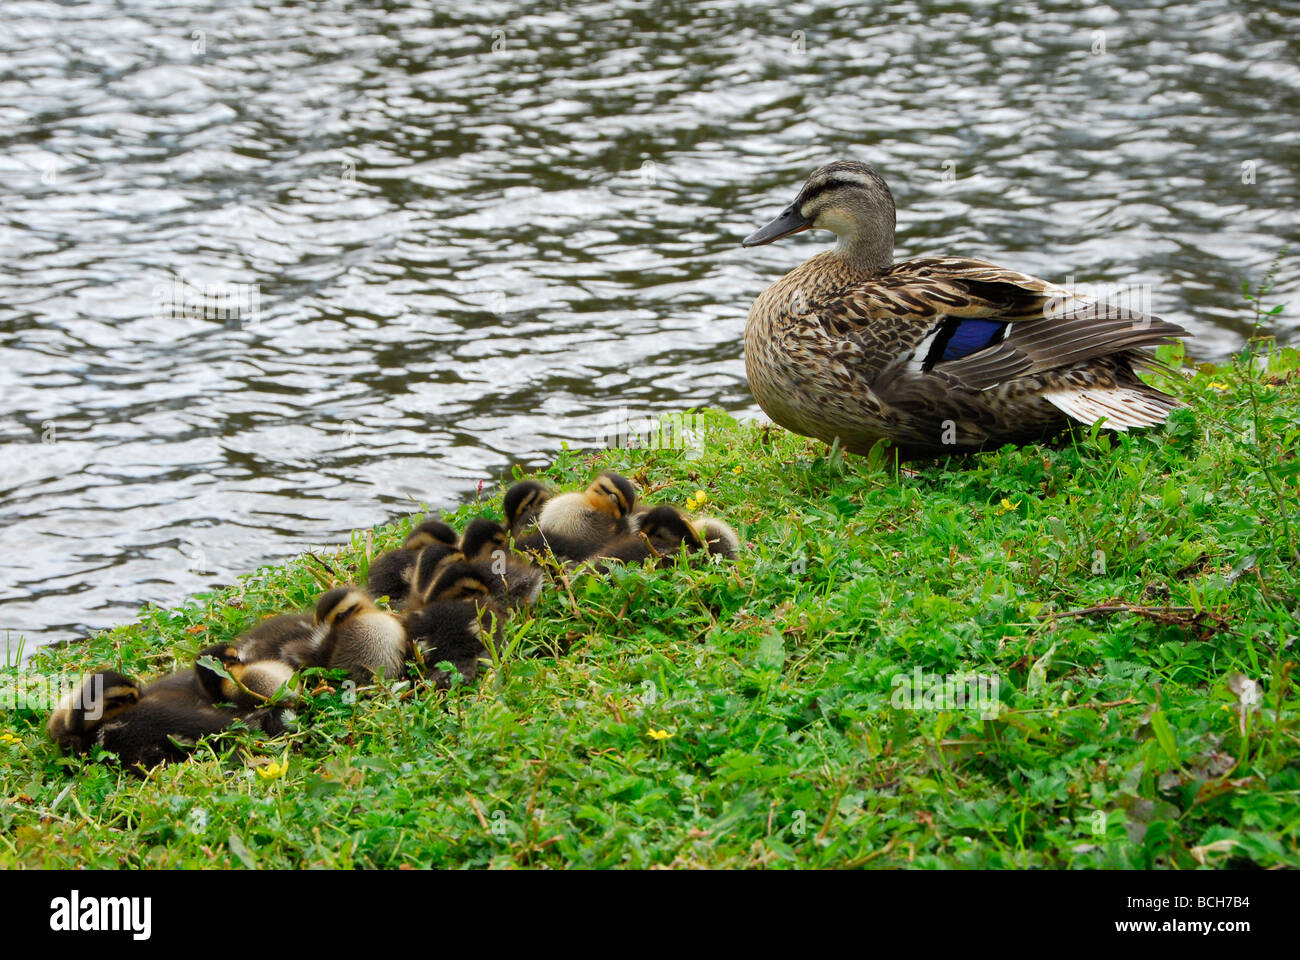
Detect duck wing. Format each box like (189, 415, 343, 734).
(822, 257, 1186, 430)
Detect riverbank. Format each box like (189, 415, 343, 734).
(2, 340, 1297, 868)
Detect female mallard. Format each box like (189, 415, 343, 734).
(742, 160, 1188, 458)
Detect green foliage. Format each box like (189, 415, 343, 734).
(1, 346, 1297, 869)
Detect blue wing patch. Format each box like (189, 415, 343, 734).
(924, 318, 1008, 369)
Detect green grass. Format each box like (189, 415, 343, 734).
(2, 339, 1298, 869)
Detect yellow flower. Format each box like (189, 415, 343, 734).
(647, 728, 674, 741)
(1208, 381, 1229, 391)
(0, 732, 20, 746)
(998, 498, 1021, 514)
(694, 490, 707, 503)
(257, 756, 289, 780)
(732, 465, 743, 475)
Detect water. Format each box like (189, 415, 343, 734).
(1, 0, 1297, 653)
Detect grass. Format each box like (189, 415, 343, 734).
(2, 336, 1298, 868)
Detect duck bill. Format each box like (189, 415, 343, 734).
(742, 204, 813, 247)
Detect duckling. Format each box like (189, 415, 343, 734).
(47, 669, 142, 756)
(232, 612, 324, 668)
(503, 480, 553, 535)
(195, 643, 299, 708)
(590, 504, 706, 567)
(460, 516, 510, 561)
(403, 544, 467, 613)
(48, 668, 287, 769)
(592, 508, 742, 568)
(460, 517, 545, 610)
(525, 471, 638, 562)
(367, 518, 459, 604)
(192, 611, 325, 707)
(404, 561, 508, 690)
(695, 517, 741, 560)
(314, 586, 409, 684)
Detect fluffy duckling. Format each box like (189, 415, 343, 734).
(592, 507, 741, 567)
(231, 612, 324, 668)
(461, 517, 545, 610)
(367, 518, 458, 604)
(403, 544, 467, 613)
(523, 471, 638, 562)
(193, 612, 325, 707)
(503, 480, 553, 535)
(591, 505, 705, 566)
(314, 586, 409, 684)
(404, 561, 507, 690)
(47, 670, 142, 756)
(695, 517, 741, 560)
(48, 668, 287, 769)
(196, 643, 300, 708)
(460, 517, 509, 562)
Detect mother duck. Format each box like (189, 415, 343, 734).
(742, 160, 1187, 458)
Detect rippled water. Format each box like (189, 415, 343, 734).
(2, 0, 1297, 653)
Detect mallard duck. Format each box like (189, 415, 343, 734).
(314, 587, 409, 684)
(48, 668, 287, 769)
(231, 612, 323, 668)
(47, 670, 142, 755)
(524, 471, 638, 562)
(742, 160, 1189, 458)
(367, 518, 458, 604)
(403, 560, 507, 690)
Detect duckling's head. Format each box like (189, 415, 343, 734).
(429, 561, 493, 602)
(640, 505, 704, 551)
(314, 587, 372, 628)
(47, 670, 142, 747)
(405, 518, 458, 551)
(743, 160, 895, 273)
(584, 471, 637, 518)
(460, 518, 508, 561)
(412, 545, 463, 599)
(504, 480, 552, 532)
(195, 643, 243, 703)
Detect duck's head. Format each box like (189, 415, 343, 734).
(743, 160, 895, 272)
(195, 643, 243, 702)
(504, 480, 552, 532)
(584, 471, 637, 518)
(412, 545, 463, 599)
(640, 505, 704, 551)
(429, 561, 493, 603)
(405, 518, 458, 551)
(460, 518, 508, 561)
(47, 669, 142, 747)
(314, 586, 371, 627)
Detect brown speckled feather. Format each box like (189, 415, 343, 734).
(745, 252, 1187, 457)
